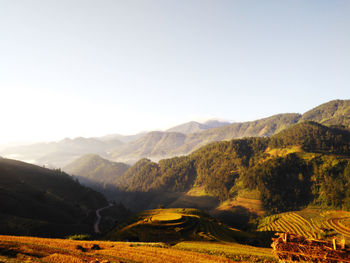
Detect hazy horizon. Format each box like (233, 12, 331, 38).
(0, 117, 232, 146)
(1, 1, 349, 145)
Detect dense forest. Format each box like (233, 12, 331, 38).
(115, 121, 350, 213)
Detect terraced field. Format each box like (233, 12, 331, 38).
(258, 209, 350, 242)
(107, 208, 248, 243)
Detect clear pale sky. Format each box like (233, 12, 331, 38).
(0, 0, 349, 144)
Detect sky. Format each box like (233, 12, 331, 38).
(0, 0, 349, 145)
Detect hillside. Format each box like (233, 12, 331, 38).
(300, 99, 350, 128)
(64, 154, 130, 188)
(0, 157, 108, 237)
(269, 121, 350, 155)
(114, 122, 350, 222)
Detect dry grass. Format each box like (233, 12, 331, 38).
(43, 253, 85, 263)
(174, 241, 277, 262)
(0, 235, 238, 263)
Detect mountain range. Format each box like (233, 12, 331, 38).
(1, 99, 349, 167)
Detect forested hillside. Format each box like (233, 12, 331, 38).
(300, 99, 350, 128)
(115, 121, 350, 214)
(0, 158, 108, 237)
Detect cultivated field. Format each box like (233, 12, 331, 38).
(107, 208, 247, 243)
(258, 209, 350, 242)
(0, 235, 276, 263)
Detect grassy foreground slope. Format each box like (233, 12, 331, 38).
(0, 235, 277, 263)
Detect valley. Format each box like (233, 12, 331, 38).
(0, 99, 349, 262)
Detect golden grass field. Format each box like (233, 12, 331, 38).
(0, 235, 277, 263)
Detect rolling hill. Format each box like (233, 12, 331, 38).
(0, 157, 108, 237)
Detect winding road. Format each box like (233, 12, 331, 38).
(94, 203, 113, 234)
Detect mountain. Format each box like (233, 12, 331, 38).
(0, 157, 108, 237)
(110, 131, 187, 164)
(109, 100, 349, 163)
(300, 99, 350, 128)
(166, 120, 230, 134)
(204, 119, 232, 128)
(110, 113, 301, 163)
(64, 154, 130, 190)
(114, 121, 350, 218)
(97, 132, 147, 143)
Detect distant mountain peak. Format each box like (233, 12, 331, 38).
(166, 120, 231, 134)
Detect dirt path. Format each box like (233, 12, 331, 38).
(94, 203, 113, 233)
